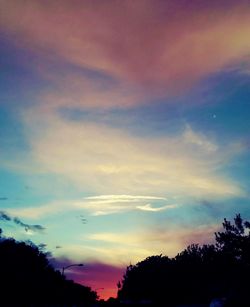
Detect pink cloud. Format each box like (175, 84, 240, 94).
(1, 0, 250, 106)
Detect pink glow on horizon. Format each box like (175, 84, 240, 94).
(67, 262, 125, 300)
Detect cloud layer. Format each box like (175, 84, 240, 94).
(52, 222, 220, 267)
(21, 112, 244, 198)
(1, 0, 250, 108)
(5, 195, 176, 219)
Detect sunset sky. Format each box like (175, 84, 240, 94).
(1, 0, 250, 300)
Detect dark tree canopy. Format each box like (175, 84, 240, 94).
(0, 233, 97, 307)
(118, 214, 250, 306)
(215, 214, 250, 264)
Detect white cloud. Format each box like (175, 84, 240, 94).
(73, 195, 175, 216)
(136, 203, 177, 212)
(5, 202, 67, 219)
(85, 195, 166, 201)
(60, 243, 156, 266)
(4, 195, 173, 218)
(21, 111, 243, 201)
(79, 223, 220, 264)
(65, 231, 182, 264)
(183, 125, 217, 152)
(3, 110, 245, 220)
(88, 233, 140, 245)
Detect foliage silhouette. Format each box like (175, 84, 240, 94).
(0, 231, 97, 307)
(2, 214, 250, 306)
(118, 214, 250, 306)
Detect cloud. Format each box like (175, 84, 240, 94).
(38, 72, 143, 110)
(52, 222, 220, 268)
(183, 126, 218, 152)
(81, 225, 216, 254)
(1, 0, 250, 109)
(21, 112, 244, 200)
(0, 211, 11, 221)
(0, 210, 45, 233)
(88, 233, 143, 245)
(75, 195, 171, 216)
(86, 224, 220, 261)
(37, 243, 47, 250)
(145, 224, 221, 249)
(13, 217, 46, 233)
(2, 111, 245, 219)
(79, 215, 87, 224)
(5, 195, 174, 218)
(74, 194, 177, 216)
(0, 197, 8, 201)
(5, 202, 64, 219)
(136, 203, 177, 212)
(59, 243, 158, 268)
(85, 195, 166, 201)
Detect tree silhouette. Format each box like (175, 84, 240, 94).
(0, 233, 97, 306)
(118, 255, 173, 304)
(118, 214, 250, 306)
(215, 214, 250, 264)
(214, 214, 250, 306)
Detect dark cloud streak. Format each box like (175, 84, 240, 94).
(38, 243, 47, 250)
(0, 211, 45, 233)
(13, 217, 46, 232)
(79, 215, 87, 224)
(0, 211, 11, 221)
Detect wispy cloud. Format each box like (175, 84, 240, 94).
(2, 111, 245, 219)
(76, 195, 172, 216)
(85, 195, 166, 201)
(53, 223, 220, 267)
(136, 204, 177, 212)
(5, 195, 174, 218)
(183, 125, 218, 152)
(21, 113, 244, 199)
(60, 243, 158, 267)
(85, 224, 220, 262)
(5, 201, 68, 219)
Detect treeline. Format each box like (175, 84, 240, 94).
(1, 214, 250, 307)
(0, 229, 97, 307)
(117, 214, 250, 307)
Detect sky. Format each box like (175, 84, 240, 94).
(0, 0, 250, 300)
